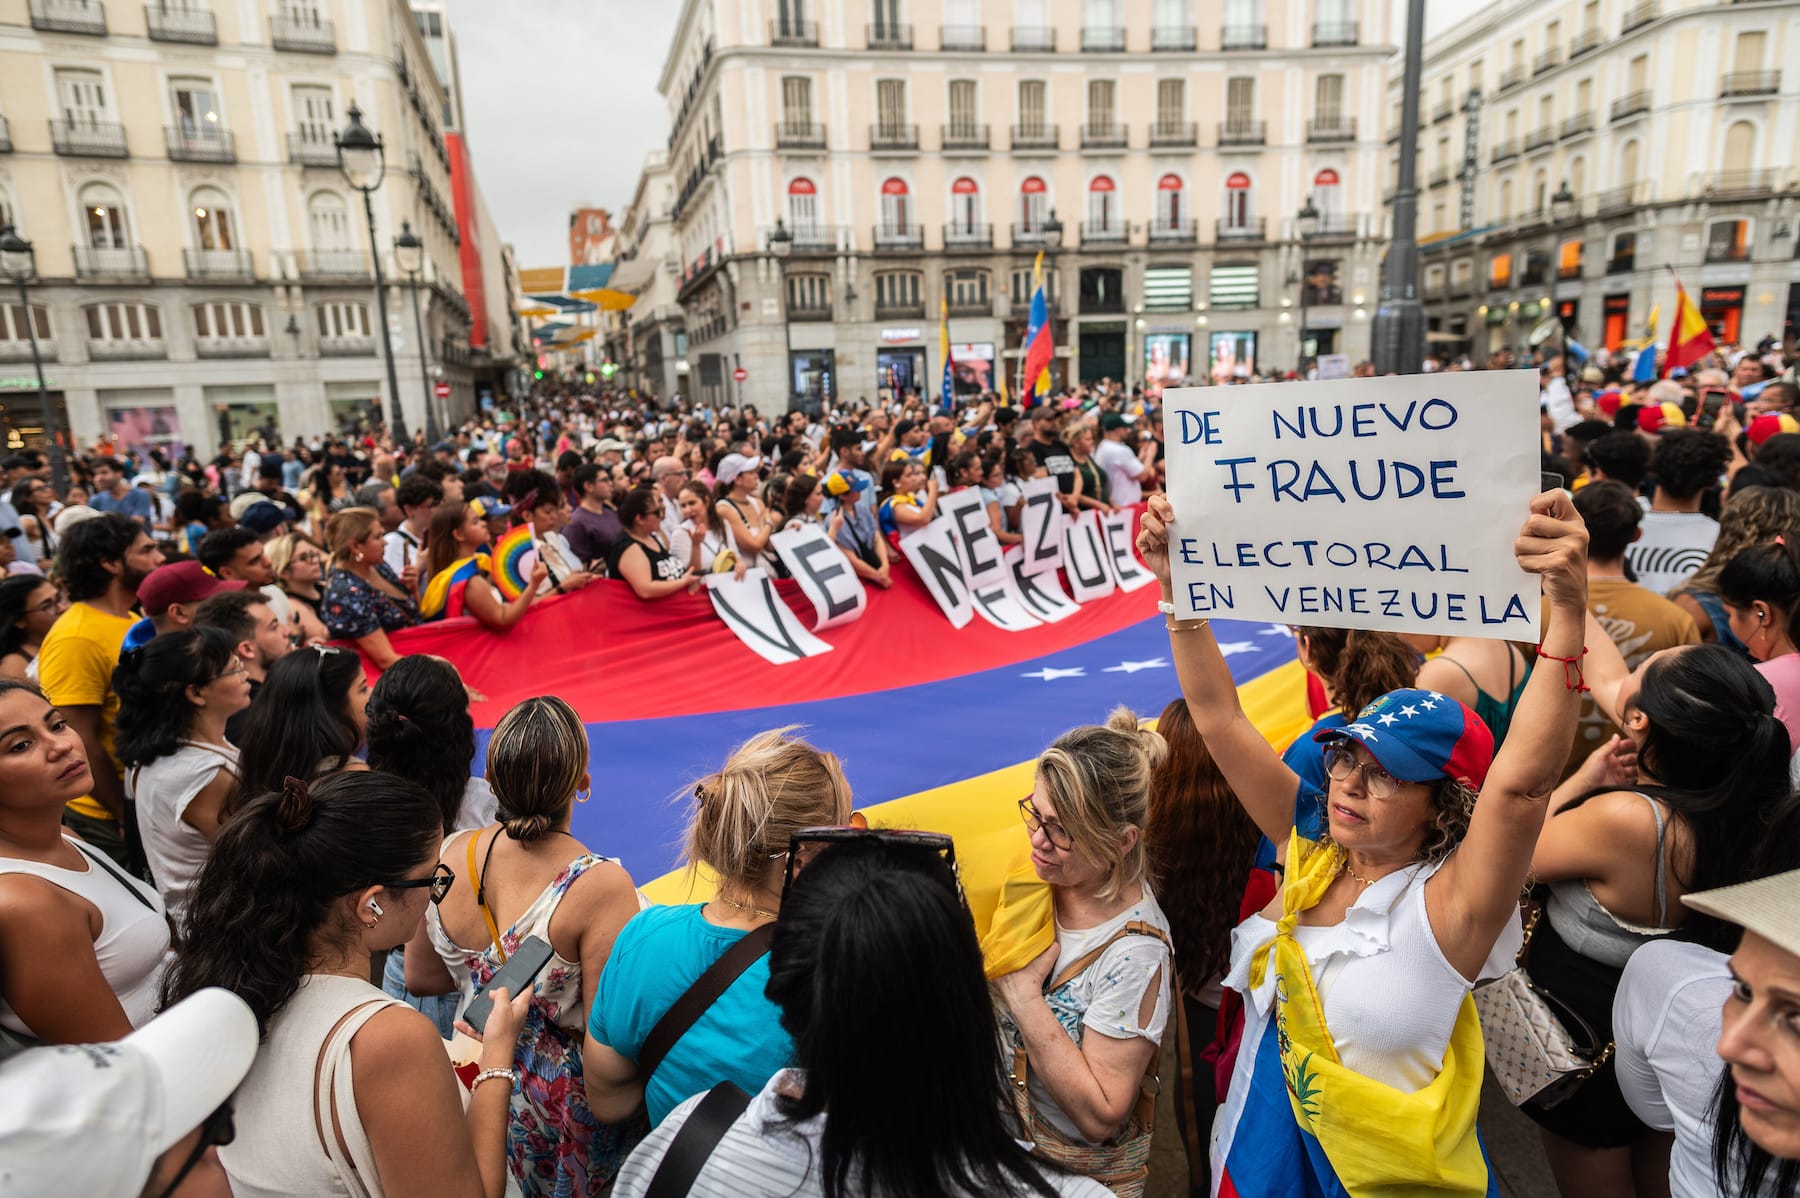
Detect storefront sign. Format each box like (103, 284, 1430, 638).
(880, 327, 922, 343)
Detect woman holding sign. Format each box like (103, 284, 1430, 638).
(1137, 489, 1591, 1197)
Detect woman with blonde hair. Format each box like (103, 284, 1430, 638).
(319, 507, 420, 669)
(995, 707, 1173, 1197)
(407, 696, 646, 1196)
(583, 727, 853, 1127)
(266, 531, 330, 645)
(1672, 484, 1800, 651)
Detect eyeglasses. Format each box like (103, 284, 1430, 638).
(154, 1100, 235, 1198)
(378, 862, 455, 904)
(214, 662, 248, 682)
(1018, 798, 1074, 852)
(27, 595, 64, 616)
(779, 826, 958, 906)
(1323, 744, 1404, 800)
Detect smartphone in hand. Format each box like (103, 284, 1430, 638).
(461, 935, 554, 1035)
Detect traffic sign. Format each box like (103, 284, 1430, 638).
(434, 381, 452, 399)
(733, 366, 748, 382)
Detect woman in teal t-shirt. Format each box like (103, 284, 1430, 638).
(581, 727, 854, 1126)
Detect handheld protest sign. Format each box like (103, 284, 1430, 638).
(1160, 371, 1541, 640)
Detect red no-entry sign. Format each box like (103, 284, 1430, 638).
(434, 381, 451, 398)
(733, 367, 748, 382)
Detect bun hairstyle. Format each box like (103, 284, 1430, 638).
(616, 484, 662, 529)
(162, 769, 442, 1034)
(1293, 626, 1418, 716)
(685, 726, 852, 891)
(485, 695, 587, 842)
(323, 507, 381, 571)
(1717, 537, 1800, 632)
(1034, 706, 1165, 900)
(366, 655, 477, 834)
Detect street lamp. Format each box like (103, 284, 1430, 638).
(393, 220, 440, 443)
(335, 104, 409, 445)
(0, 226, 68, 493)
(1548, 181, 1577, 393)
(768, 218, 795, 413)
(1295, 197, 1321, 377)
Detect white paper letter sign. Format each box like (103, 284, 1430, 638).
(1100, 510, 1155, 593)
(1160, 371, 1541, 639)
(1005, 545, 1080, 623)
(1018, 477, 1065, 577)
(770, 525, 867, 631)
(705, 570, 833, 664)
(1061, 509, 1117, 604)
(898, 519, 974, 628)
(938, 488, 1007, 592)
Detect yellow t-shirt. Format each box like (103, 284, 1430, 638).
(36, 602, 137, 822)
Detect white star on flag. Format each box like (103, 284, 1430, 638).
(1377, 713, 1399, 727)
(1419, 699, 1438, 710)
(1399, 704, 1420, 718)
(1104, 658, 1169, 674)
(1259, 624, 1291, 637)
(1022, 667, 1087, 681)
(1216, 641, 1258, 656)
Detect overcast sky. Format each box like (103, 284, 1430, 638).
(447, 0, 1486, 271)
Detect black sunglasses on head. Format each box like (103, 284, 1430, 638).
(779, 826, 959, 906)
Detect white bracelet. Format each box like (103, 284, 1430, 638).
(1156, 599, 1176, 615)
(470, 1067, 518, 1094)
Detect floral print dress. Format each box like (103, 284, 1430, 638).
(427, 845, 648, 1198)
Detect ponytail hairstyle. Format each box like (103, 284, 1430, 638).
(485, 695, 587, 842)
(765, 839, 1064, 1198)
(365, 655, 476, 833)
(230, 646, 365, 815)
(1034, 707, 1166, 901)
(783, 472, 819, 519)
(684, 726, 851, 892)
(1294, 626, 1419, 714)
(161, 770, 441, 1035)
(1145, 698, 1260, 989)
(1717, 538, 1800, 643)
(112, 627, 239, 769)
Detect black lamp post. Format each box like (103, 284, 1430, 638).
(335, 104, 409, 444)
(1549, 181, 1578, 393)
(0, 226, 68, 493)
(394, 220, 440, 443)
(1296, 196, 1321, 376)
(768, 218, 795, 412)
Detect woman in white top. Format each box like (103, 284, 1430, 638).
(671, 480, 730, 574)
(0, 680, 170, 1042)
(995, 707, 1173, 1197)
(615, 835, 1108, 1198)
(711, 453, 776, 571)
(513, 470, 594, 597)
(161, 769, 533, 1198)
(113, 627, 249, 927)
(1135, 489, 1591, 1193)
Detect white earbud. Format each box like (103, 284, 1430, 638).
(366, 899, 383, 917)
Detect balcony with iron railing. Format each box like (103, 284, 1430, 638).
(940, 24, 984, 50)
(867, 22, 911, 49)
(1525, 125, 1556, 150)
(29, 0, 105, 34)
(1722, 71, 1781, 97)
(1432, 101, 1455, 123)
(786, 225, 845, 254)
(1311, 214, 1362, 242)
(1706, 170, 1780, 198)
(1081, 122, 1127, 150)
(1705, 240, 1751, 264)
(286, 133, 338, 166)
(1081, 221, 1127, 245)
(1611, 90, 1652, 120)
(51, 120, 127, 157)
(1605, 252, 1635, 274)
(166, 125, 235, 163)
(1149, 121, 1197, 147)
(1010, 124, 1059, 151)
(1562, 112, 1595, 138)
(775, 121, 826, 149)
(1490, 138, 1519, 162)
(1569, 27, 1602, 57)
(1149, 219, 1198, 244)
(1308, 116, 1356, 142)
(1621, 1, 1658, 32)
(943, 223, 993, 249)
(941, 122, 989, 150)
(1558, 261, 1584, 280)
(1216, 218, 1268, 242)
(1313, 20, 1358, 45)
(872, 224, 925, 251)
(870, 123, 919, 151)
(1151, 24, 1195, 50)
(184, 248, 254, 280)
(1082, 25, 1125, 51)
(296, 251, 369, 280)
(1011, 24, 1054, 51)
(270, 14, 334, 52)
(1596, 182, 1649, 213)
(1221, 22, 1267, 48)
(1498, 64, 1526, 91)
(1218, 119, 1266, 146)
(1534, 48, 1562, 74)
(769, 19, 818, 46)
(1010, 223, 1058, 247)
(146, 3, 215, 42)
(1428, 166, 1451, 188)
(73, 245, 149, 279)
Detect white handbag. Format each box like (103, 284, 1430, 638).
(1472, 909, 1613, 1109)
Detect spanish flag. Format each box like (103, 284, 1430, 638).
(1665, 279, 1716, 375)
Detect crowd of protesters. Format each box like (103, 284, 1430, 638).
(2, 334, 1800, 1198)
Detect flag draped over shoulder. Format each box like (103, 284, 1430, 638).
(420, 553, 491, 622)
(940, 297, 957, 415)
(1021, 250, 1054, 404)
(1216, 832, 1496, 1198)
(1666, 280, 1716, 375)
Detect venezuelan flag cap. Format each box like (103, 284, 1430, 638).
(1596, 388, 1624, 417)
(1316, 688, 1495, 788)
(1637, 401, 1687, 434)
(1748, 412, 1800, 446)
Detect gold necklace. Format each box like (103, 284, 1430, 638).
(712, 893, 778, 920)
(1340, 858, 1379, 888)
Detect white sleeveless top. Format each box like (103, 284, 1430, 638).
(221, 974, 406, 1198)
(0, 837, 170, 1035)
(130, 739, 239, 927)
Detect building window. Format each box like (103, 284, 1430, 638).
(191, 188, 235, 251)
(0, 304, 51, 343)
(1011, 266, 1058, 308)
(1156, 174, 1184, 229)
(945, 268, 990, 307)
(292, 85, 335, 146)
(1223, 171, 1252, 229)
(787, 177, 820, 232)
(80, 184, 130, 248)
(876, 79, 908, 135)
(781, 76, 814, 126)
(55, 69, 110, 125)
(785, 273, 832, 313)
(1017, 79, 1047, 132)
(1609, 231, 1636, 273)
(1087, 79, 1116, 127)
(1079, 267, 1124, 314)
(948, 79, 978, 132)
(1489, 253, 1513, 288)
(193, 301, 266, 340)
(1225, 77, 1254, 125)
(879, 177, 911, 231)
(950, 176, 981, 231)
(874, 270, 922, 313)
(1313, 167, 1342, 214)
(1144, 266, 1192, 312)
(306, 191, 353, 252)
(1156, 79, 1184, 128)
(316, 301, 370, 338)
(1707, 219, 1750, 263)
(1087, 176, 1117, 232)
(1019, 175, 1048, 230)
(1209, 263, 1259, 308)
(1315, 74, 1344, 123)
(84, 301, 161, 343)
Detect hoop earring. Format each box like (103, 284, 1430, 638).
(575, 788, 590, 804)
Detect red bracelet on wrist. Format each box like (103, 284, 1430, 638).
(1536, 644, 1590, 693)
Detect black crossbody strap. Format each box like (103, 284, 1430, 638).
(637, 922, 775, 1083)
(642, 1082, 752, 1198)
(71, 840, 156, 912)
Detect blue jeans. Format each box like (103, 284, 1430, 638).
(380, 945, 461, 1039)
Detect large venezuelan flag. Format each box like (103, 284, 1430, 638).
(353, 557, 1308, 896)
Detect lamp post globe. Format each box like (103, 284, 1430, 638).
(1297, 195, 1321, 240)
(1043, 208, 1064, 250)
(334, 104, 408, 444)
(1550, 181, 1576, 223)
